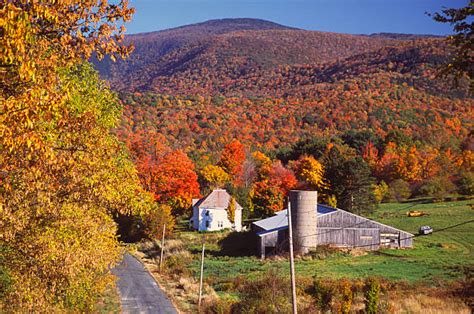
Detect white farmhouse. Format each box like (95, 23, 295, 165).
(191, 189, 242, 232)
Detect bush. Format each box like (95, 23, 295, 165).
(387, 179, 411, 202)
(419, 176, 457, 201)
(163, 254, 192, 277)
(457, 172, 474, 195)
(142, 204, 175, 239)
(338, 279, 353, 314)
(364, 277, 381, 314)
(234, 269, 292, 313)
(312, 277, 336, 312)
(373, 181, 389, 204)
(201, 296, 236, 314)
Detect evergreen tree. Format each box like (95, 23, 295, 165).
(324, 148, 377, 214)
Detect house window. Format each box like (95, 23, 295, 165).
(205, 210, 210, 216)
(205, 221, 210, 228)
(218, 221, 223, 228)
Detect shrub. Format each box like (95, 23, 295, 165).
(163, 254, 192, 277)
(419, 176, 457, 201)
(312, 277, 336, 312)
(234, 269, 292, 313)
(201, 296, 236, 314)
(457, 172, 474, 195)
(142, 204, 175, 239)
(387, 179, 411, 202)
(364, 277, 381, 314)
(373, 181, 389, 204)
(339, 279, 353, 314)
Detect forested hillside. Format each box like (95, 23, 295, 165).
(93, 18, 473, 218)
(2, 3, 472, 312)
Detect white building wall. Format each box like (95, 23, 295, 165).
(234, 208, 242, 231)
(192, 206, 199, 230)
(192, 206, 243, 232)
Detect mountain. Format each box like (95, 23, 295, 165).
(367, 33, 443, 40)
(94, 19, 471, 167)
(94, 18, 294, 81)
(95, 18, 442, 95)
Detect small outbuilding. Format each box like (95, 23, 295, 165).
(252, 190, 413, 259)
(190, 189, 242, 232)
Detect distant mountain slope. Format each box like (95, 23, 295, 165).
(94, 18, 294, 80)
(93, 18, 469, 100)
(94, 18, 420, 93)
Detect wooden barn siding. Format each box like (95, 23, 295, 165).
(317, 227, 380, 250)
(318, 210, 413, 248)
(257, 209, 413, 257)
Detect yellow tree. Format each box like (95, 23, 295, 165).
(228, 196, 236, 223)
(201, 164, 231, 189)
(289, 155, 328, 191)
(0, 2, 152, 312)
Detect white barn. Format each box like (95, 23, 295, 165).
(190, 189, 242, 232)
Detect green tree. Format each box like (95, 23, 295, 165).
(387, 179, 412, 202)
(419, 176, 457, 201)
(457, 171, 474, 195)
(324, 149, 377, 214)
(431, 2, 474, 93)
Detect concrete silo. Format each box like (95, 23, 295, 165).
(289, 190, 318, 255)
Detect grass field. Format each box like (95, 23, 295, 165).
(181, 199, 473, 284)
(137, 199, 473, 312)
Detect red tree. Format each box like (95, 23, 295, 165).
(219, 139, 246, 183)
(154, 150, 200, 215)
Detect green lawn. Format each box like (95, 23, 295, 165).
(183, 200, 473, 287)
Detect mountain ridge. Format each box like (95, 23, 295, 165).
(93, 18, 467, 99)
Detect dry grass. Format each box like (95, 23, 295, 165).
(134, 239, 219, 313)
(387, 292, 470, 313)
(94, 283, 121, 313)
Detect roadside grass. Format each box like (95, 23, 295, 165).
(95, 284, 121, 314)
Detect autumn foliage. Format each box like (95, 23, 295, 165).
(0, 1, 153, 312)
(219, 139, 246, 183)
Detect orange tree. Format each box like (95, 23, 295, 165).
(0, 1, 157, 311)
(153, 150, 201, 216)
(218, 139, 246, 183)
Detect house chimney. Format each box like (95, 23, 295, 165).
(289, 190, 318, 255)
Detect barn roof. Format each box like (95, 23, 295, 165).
(252, 204, 414, 237)
(193, 189, 243, 210)
(253, 204, 336, 232)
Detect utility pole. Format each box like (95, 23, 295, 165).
(159, 224, 166, 273)
(287, 199, 298, 314)
(198, 242, 205, 309)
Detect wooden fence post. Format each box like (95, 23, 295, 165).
(198, 242, 205, 309)
(159, 224, 166, 273)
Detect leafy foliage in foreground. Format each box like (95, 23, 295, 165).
(1, 63, 155, 311)
(0, 1, 160, 311)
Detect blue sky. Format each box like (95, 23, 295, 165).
(125, 0, 466, 35)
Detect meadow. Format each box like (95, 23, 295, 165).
(137, 199, 473, 312)
(180, 200, 473, 284)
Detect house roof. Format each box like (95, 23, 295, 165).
(253, 204, 336, 232)
(194, 189, 243, 210)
